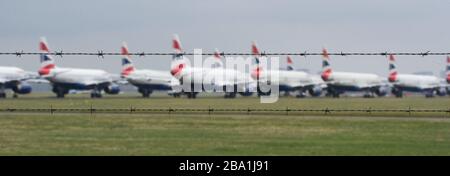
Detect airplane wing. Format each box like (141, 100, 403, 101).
(23, 71, 40, 80)
(24, 79, 50, 84)
(78, 80, 111, 87)
(108, 73, 129, 85)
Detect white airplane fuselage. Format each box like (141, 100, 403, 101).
(174, 65, 255, 93)
(0, 66, 33, 96)
(44, 67, 113, 90)
(257, 70, 321, 89)
(0, 66, 28, 83)
(392, 74, 440, 91)
(325, 71, 384, 91)
(125, 69, 177, 90)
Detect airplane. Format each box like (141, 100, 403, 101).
(447, 56, 450, 95)
(250, 42, 325, 97)
(38, 37, 120, 98)
(120, 42, 180, 98)
(388, 54, 445, 97)
(320, 48, 388, 98)
(170, 34, 255, 98)
(0, 66, 34, 98)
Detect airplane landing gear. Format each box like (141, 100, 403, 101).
(326, 88, 340, 98)
(53, 86, 67, 98)
(0, 86, 5, 99)
(296, 90, 306, 98)
(186, 92, 198, 99)
(141, 89, 152, 98)
(425, 90, 434, 98)
(224, 92, 237, 98)
(90, 88, 102, 98)
(391, 88, 403, 98)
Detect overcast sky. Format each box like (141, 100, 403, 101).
(0, 0, 449, 77)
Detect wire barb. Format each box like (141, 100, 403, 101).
(97, 50, 104, 58)
(1, 51, 450, 58)
(15, 50, 24, 57)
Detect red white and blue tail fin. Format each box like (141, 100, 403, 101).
(251, 41, 262, 79)
(214, 48, 221, 60)
(286, 56, 294, 71)
(170, 34, 188, 77)
(172, 34, 183, 54)
(121, 42, 135, 77)
(446, 56, 450, 83)
(321, 48, 332, 81)
(213, 48, 223, 68)
(38, 37, 55, 76)
(388, 54, 398, 82)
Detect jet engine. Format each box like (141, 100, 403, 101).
(308, 85, 323, 97)
(12, 83, 32, 94)
(104, 84, 120, 94)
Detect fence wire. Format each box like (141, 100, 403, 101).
(2, 107, 449, 117)
(0, 51, 449, 58)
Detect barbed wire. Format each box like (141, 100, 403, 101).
(0, 51, 449, 58)
(1, 107, 449, 117)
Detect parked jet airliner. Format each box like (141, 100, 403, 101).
(38, 37, 120, 98)
(120, 42, 180, 97)
(0, 66, 33, 98)
(321, 48, 388, 98)
(170, 34, 254, 98)
(250, 42, 325, 97)
(388, 54, 445, 97)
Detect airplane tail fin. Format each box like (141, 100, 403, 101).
(213, 48, 221, 60)
(213, 48, 223, 67)
(172, 34, 183, 54)
(170, 34, 188, 77)
(446, 56, 450, 83)
(38, 37, 55, 76)
(286, 56, 294, 71)
(321, 48, 332, 81)
(250, 41, 262, 79)
(121, 42, 135, 77)
(388, 54, 398, 82)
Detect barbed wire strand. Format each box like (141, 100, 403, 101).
(0, 51, 449, 58)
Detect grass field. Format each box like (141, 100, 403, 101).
(0, 93, 449, 155)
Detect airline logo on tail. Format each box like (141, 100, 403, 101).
(388, 54, 398, 82)
(446, 56, 450, 83)
(38, 37, 55, 76)
(170, 34, 186, 77)
(286, 56, 294, 71)
(214, 49, 221, 59)
(121, 42, 135, 77)
(251, 41, 262, 79)
(321, 48, 332, 81)
(213, 48, 223, 68)
(172, 34, 182, 54)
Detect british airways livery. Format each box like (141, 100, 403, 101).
(120, 42, 180, 98)
(321, 48, 388, 98)
(388, 55, 445, 97)
(250, 42, 325, 97)
(0, 66, 33, 98)
(38, 37, 120, 98)
(170, 34, 255, 98)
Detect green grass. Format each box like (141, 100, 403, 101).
(0, 93, 449, 155)
(0, 114, 449, 155)
(2, 93, 450, 109)
(1, 93, 449, 117)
